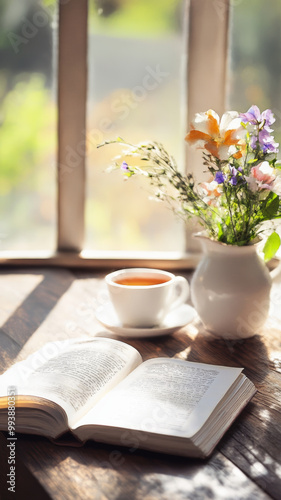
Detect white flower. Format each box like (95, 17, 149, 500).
(272, 173, 281, 196)
(198, 180, 223, 205)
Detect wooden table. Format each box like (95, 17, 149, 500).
(0, 266, 281, 500)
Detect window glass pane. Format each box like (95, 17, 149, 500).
(228, 0, 281, 144)
(0, 0, 56, 251)
(228, 0, 281, 254)
(86, 0, 185, 252)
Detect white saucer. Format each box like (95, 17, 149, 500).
(95, 303, 197, 338)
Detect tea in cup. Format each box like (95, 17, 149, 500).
(105, 268, 189, 328)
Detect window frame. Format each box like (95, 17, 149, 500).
(0, 0, 230, 269)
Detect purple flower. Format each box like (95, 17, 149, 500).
(240, 105, 261, 125)
(250, 135, 258, 149)
(240, 105, 275, 131)
(258, 129, 279, 154)
(215, 171, 226, 184)
(241, 106, 279, 153)
(261, 109, 275, 129)
(229, 166, 238, 176)
(229, 165, 239, 186)
(121, 161, 129, 171)
(120, 161, 135, 177)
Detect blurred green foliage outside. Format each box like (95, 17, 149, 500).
(0, 0, 55, 249)
(229, 0, 281, 144)
(0, 74, 55, 194)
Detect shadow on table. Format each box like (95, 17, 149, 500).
(185, 331, 270, 385)
(0, 269, 75, 373)
(132, 325, 270, 386)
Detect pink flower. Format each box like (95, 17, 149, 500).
(251, 162, 275, 185)
(245, 161, 276, 192)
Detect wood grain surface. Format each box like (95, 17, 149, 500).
(0, 267, 281, 500)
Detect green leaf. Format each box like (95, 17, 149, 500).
(263, 232, 281, 262)
(217, 223, 224, 240)
(261, 192, 280, 219)
(247, 158, 258, 164)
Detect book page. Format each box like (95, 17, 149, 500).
(0, 338, 142, 423)
(74, 358, 242, 438)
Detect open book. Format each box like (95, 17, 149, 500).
(0, 337, 256, 458)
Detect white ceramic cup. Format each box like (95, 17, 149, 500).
(105, 268, 189, 328)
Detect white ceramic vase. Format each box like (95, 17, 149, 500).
(190, 233, 272, 339)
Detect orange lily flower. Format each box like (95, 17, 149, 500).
(185, 109, 246, 160)
(199, 180, 222, 206)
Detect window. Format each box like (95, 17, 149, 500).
(227, 0, 281, 146)
(0, 0, 230, 267)
(227, 0, 281, 255)
(0, 0, 57, 252)
(86, 0, 185, 253)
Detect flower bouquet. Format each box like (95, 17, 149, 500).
(98, 105, 281, 261)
